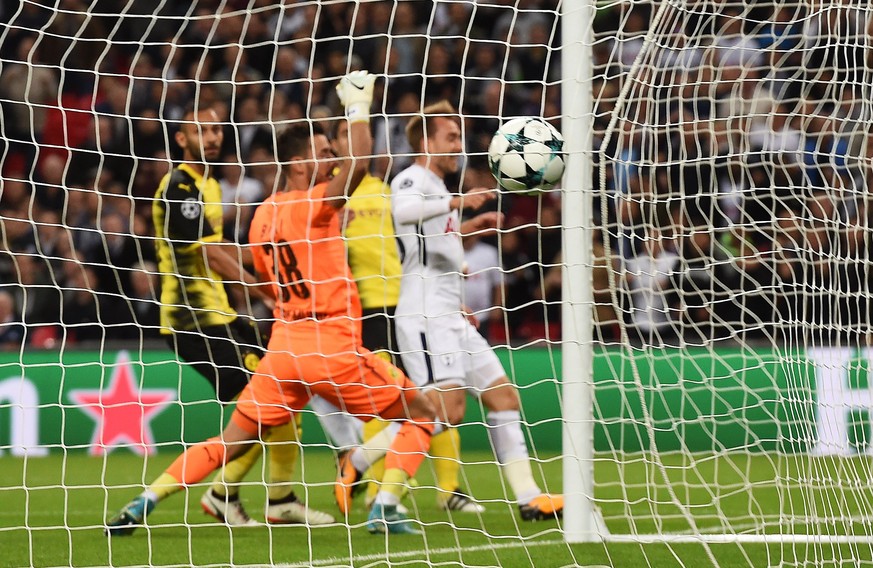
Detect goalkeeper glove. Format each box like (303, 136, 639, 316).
(336, 70, 375, 123)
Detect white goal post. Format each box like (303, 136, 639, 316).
(561, 0, 601, 544)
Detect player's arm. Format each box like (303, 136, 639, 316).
(449, 187, 497, 213)
(460, 211, 504, 238)
(324, 70, 375, 208)
(201, 242, 276, 306)
(393, 185, 497, 225)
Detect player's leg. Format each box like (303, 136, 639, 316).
(479, 376, 563, 521)
(367, 382, 436, 535)
(425, 387, 484, 513)
(398, 314, 485, 512)
(169, 323, 265, 526)
(310, 394, 373, 510)
(105, 405, 263, 536)
(358, 307, 401, 504)
(249, 349, 335, 526)
(313, 349, 436, 534)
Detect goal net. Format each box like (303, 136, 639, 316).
(0, 0, 871, 567)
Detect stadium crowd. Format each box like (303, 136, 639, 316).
(0, 0, 870, 349)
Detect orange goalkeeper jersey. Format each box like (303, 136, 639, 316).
(249, 182, 362, 324)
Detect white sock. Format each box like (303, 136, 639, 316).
(350, 421, 402, 473)
(310, 396, 363, 451)
(140, 490, 158, 504)
(373, 490, 401, 507)
(487, 410, 541, 504)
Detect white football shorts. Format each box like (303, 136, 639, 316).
(395, 311, 505, 395)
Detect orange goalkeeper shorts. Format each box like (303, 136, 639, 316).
(235, 319, 417, 427)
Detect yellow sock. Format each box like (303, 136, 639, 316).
(430, 427, 461, 494)
(209, 442, 263, 498)
(266, 417, 301, 501)
(362, 419, 390, 502)
(148, 472, 184, 501)
(379, 467, 410, 502)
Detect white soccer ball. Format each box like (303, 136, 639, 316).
(487, 117, 565, 193)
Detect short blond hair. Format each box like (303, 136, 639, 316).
(405, 100, 458, 154)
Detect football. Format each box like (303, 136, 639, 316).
(487, 117, 565, 193)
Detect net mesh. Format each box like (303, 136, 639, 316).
(2, 1, 873, 566)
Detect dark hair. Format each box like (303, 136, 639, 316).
(276, 122, 325, 165)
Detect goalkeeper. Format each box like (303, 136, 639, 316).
(324, 118, 485, 515)
(141, 104, 333, 527)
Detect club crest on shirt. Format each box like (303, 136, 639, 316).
(444, 217, 458, 233)
(180, 197, 201, 220)
(243, 352, 261, 372)
(398, 177, 413, 189)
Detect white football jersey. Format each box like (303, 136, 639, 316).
(391, 164, 464, 317)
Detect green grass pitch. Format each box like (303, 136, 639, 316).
(2, 451, 872, 567)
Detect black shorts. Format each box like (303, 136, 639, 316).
(168, 317, 265, 403)
(360, 306, 405, 374)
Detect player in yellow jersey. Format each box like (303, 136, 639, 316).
(324, 120, 485, 515)
(144, 105, 332, 528)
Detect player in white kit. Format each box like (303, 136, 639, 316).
(390, 100, 563, 521)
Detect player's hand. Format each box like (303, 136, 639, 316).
(451, 187, 496, 212)
(336, 70, 375, 122)
(461, 211, 504, 237)
(462, 305, 480, 329)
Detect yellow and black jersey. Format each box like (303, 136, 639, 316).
(153, 163, 236, 333)
(341, 174, 402, 310)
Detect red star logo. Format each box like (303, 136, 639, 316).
(69, 351, 176, 456)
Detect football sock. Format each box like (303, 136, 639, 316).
(147, 473, 181, 501)
(430, 427, 461, 493)
(209, 441, 262, 499)
(266, 417, 300, 501)
(373, 420, 434, 506)
(362, 419, 390, 502)
(372, 468, 406, 506)
(384, 419, 434, 477)
(487, 410, 541, 504)
(351, 420, 401, 473)
(311, 396, 363, 451)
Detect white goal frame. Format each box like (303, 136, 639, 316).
(560, 0, 602, 544)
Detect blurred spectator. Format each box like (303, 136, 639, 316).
(591, 230, 620, 342)
(422, 42, 462, 106)
(387, 2, 426, 75)
(13, 210, 70, 328)
(211, 44, 266, 102)
(33, 153, 69, 213)
(0, 289, 25, 350)
(229, 95, 272, 158)
(463, 43, 504, 111)
(119, 260, 162, 341)
(89, 211, 143, 300)
(668, 202, 739, 342)
(463, 233, 502, 342)
(0, 34, 60, 142)
(272, 46, 307, 104)
(622, 203, 681, 347)
(373, 91, 420, 181)
(711, 6, 765, 69)
(61, 266, 107, 345)
(219, 153, 265, 243)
